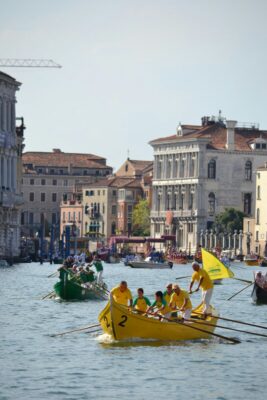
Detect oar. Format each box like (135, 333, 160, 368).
(50, 323, 101, 337)
(193, 311, 267, 331)
(189, 318, 267, 339)
(175, 275, 191, 280)
(47, 271, 58, 278)
(142, 310, 240, 344)
(227, 282, 254, 301)
(42, 290, 56, 300)
(233, 277, 253, 284)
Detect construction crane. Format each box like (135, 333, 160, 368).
(0, 59, 62, 68)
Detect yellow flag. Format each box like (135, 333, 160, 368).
(201, 248, 234, 280)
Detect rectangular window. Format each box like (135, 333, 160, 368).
(41, 193, 45, 202)
(50, 169, 55, 175)
(102, 190, 105, 195)
(38, 168, 43, 174)
(78, 212, 81, 222)
(52, 193, 57, 202)
(30, 178, 34, 185)
(52, 179, 57, 186)
(29, 192, 34, 202)
(73, 212, 76, 221)
(262, 143, 267, 149)
(63, 212, 66, 221)
(97, 190, 101, 196)
(41, 179, 46, 185)
(68, 212, 71, 222)
(112, 205, 117, 215)
(29, 212, 34, 225)
(112, 190, 117, 197)
(52, 213, 57, 224)
(256, 231, 259, 242)
(64, 180, 68, 186)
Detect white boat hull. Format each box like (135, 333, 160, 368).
(128, 261, 173, 269)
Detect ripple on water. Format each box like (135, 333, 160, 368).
(0, 262, 267, 400)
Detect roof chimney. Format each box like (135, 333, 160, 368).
(53, 148, 61, 153)
(226, 120, 237, 151)
(176, 122, 183, 136)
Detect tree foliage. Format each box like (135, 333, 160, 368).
(132, 199, 151, 236)
(214, 208, 245, 233)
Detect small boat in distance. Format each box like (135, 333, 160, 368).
(128, 258, 173, 269)
(0, 260, 9, 268)
(244, 253, 259, 266)
(251, 282, 267, 304)
(259, 258, 267, 267)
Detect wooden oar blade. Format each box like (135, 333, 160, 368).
(227, 282, 254, 301)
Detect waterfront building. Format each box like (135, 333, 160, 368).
(0, 72, 24, 260)
(21, 149, 112, 238)
(149, 114, 267, 252)
(254, 163, 267, 256)
(81, 159, 153, 240)
(243, 162, 267, 257)
(60, 191, 84, 237)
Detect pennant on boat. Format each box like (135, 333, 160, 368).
(201, 248, 234, 280)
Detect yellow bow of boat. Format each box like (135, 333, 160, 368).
(98, 297, 219, 341)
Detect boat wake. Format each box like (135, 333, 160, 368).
(95, 333, 117, 344)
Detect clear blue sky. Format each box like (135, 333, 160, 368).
(1, 0, 267, 170)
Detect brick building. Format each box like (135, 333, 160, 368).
(21, 149, 112, 238)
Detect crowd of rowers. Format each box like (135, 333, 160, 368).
(58, 255, 104, 287)
(110, 261, 214, 321)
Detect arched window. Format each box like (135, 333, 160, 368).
(256, 208, 260, 225)
(208, 193, 215, 214)
(257, 185, 261, 200)
(208, 160, 216, 179)
(245, 161, 252, 181)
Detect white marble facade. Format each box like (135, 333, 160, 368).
(0, 72, 22, 259)
(150, 120, 267, 252)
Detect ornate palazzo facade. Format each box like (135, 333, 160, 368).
(0, 72, 23, 259)
(150, 118, 267, 253)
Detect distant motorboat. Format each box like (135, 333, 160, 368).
(128, 258, 173, 269)
(244, 255, 259, 266)
(0, 260, 9, 268)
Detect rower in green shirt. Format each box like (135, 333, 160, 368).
(133, 288, 151, 312)
(91, 255, 104, 284)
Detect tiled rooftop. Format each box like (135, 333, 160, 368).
(22, 150, 112, 169)
(150, 122, 267, 151)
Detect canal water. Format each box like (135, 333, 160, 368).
(0, 261, 266, 400)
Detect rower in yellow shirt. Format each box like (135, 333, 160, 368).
(163, 283, 177, 318)
(189, 261, 213, 316)
(110, 281, 133, 306)
(169, 284, 192, 320)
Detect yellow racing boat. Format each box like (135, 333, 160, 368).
(98, 297, 219, 341)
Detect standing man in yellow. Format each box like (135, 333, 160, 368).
(189, 261, 213, 316)
(163, 283, 177, 319)
(110, 281, 133, 307)
(169, 284, 192, 320)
